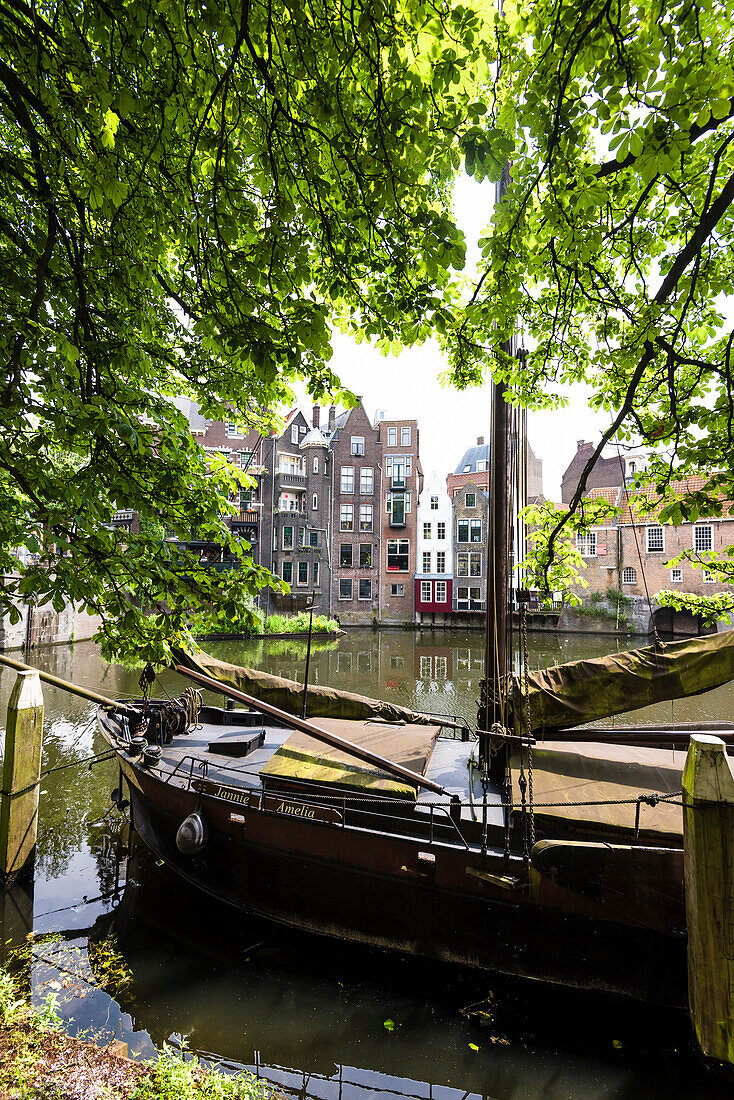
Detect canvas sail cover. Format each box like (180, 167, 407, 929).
(174, 647, 436, 725)
(510, 631, 734, 736)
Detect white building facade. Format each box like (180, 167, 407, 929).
(414, 470, 454, 624)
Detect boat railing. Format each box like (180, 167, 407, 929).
(159, 753, 475, 849)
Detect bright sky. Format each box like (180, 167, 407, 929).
(295, 173, 606, 502)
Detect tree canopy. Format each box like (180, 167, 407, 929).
(0, 0, 498, 662)
(445, 0, 734, 615)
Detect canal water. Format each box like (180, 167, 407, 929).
(1, 628, 733, 1099)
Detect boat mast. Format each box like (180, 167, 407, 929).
(479, 159, 512, 734)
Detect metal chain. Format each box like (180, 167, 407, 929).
(521, 605, 535, 847)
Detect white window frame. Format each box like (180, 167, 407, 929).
(360, 468, 374, 494)
(339, 542, 353, 568)
(401, 426, 411, 446)
(351, 436, 365, 456)
(423, 522, 431, 539)
(387, 538, 410, 572)
(646, 525, 664, 553)
(387, 427, 397, 447)
(670, 567, 683, 583)
(282, 525, 293, 549)
(577, 532, 597, 558)
(437, 522, 446, 540)
(312, 494, 318, 510)
(704, 569, 717, 583)
(694, 524, 713, 552)
(297, 560, 309, 586)
(313, 456, 319, 474)
(435, 580, 447, 603)
(390, 583, 405, 596)
(465, 492, 476, 507)
(358, 578, 372, 600)
(340, 504, 354, 531)
(430, 496, 439, 510)
(457, 520, 469, 543)
(359, 544, 372, 568)
(422, 551, 431, 572)
(421, 581, 432, 603)
(436, 551, 446, 573)
(340, 466, 354, 493)
(339, 578, 353, 600)
(470, 518, 482, 542)
(282, 560, 293, 583)
(291, 424, 299, 443)
(359, 504, 373, 532)
(622, 567, 637, 585)
(313, 560, 320, 585)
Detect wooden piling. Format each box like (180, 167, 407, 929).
(0, 670, 44, 884)
(682, 733, 734, 1068)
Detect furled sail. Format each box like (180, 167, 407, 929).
(174, 647, 437, 725)
(510, 630, 734, 736)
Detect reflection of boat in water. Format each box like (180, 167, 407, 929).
(96, 623, 734, 1010)
(94, 844, 700, 1100)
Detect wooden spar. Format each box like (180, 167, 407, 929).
(682, 734, 734, 1067)
(0, 652, 138, 718)
(535, 726, 734, 746)
(175, 664, 450, 797)
(0, 672, 44, 883)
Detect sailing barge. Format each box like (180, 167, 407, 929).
(96, 632, 734, 1008)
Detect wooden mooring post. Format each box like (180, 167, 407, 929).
(682, 733, 734, 1069)
(0, 670, 44, 885)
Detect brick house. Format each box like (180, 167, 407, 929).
(571, 480, 734, 633)
(327, 399, 381, 625)
(265, 407, 333, 616)
(561, 439, 646, 504)
(375, 416, 422, 624)
(451, 479, 488, 615)
(414, 470, 453, 624)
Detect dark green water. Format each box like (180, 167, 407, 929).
(1, 629, 732, 1099)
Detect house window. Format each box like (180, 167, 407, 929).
(704, 569, 717, 583)
(457, 520, 469, 543)
(313, 456, 319, 474)
(577, 532, 597, 557)
(359, 504, 373, 531)
(359, 544, 372, 568)
(387, 427, 397, 447)
(312, 493, 318, 510)
(297, 560, 309, 586)
(470, 519, 482, 542)
(694, 525, 713, 552)
(339, 579, 353, 599)
(386, 492, 411, 517)
(360, 468, 374, 494)
(309, 531, 318, 547)
(340, 543, 353, 568)
(226, 421, 242, 437)
(437, 522, 446, 540)
(351, 436, 365, 456)
(476, 459, 488, 472)
(282, 526, 293, 549)
(435, 581, 447, 603)
(359, 579, 372, 600)
(421, 581, 432, 602)
(436, 551, 446, 572)
(622, 567, 637, 585)
(646, 526, 664, 553)
(282, 561, 293, 583)
(401, 426, 411, 446)
(463, 465, 471, 472)
(430, 496, 439, 510)
(341, 466, 354, 493)
(340, 504, 353, 531)
(457, 552, 468, 577)
(387, 539, 409, 571)
(422, 551, 431, 572)
(390, 656, 404, 669)
(291, 425, 299, 443)
(313, 560, 320, 585)
(465, 492, 476, 507)
(671, 567, 683, 582)
(423, 523, 431, 539)
(469, 553, 482, 576)
(385, 455, 412, 477)
(337, 651, 352, 672)
(298, 527, 307, 547)
(391, 583, 405, 596)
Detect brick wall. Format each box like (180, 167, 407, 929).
(378, 419, 421, 623)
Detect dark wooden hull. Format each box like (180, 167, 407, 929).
(120, 754, 686, 1007)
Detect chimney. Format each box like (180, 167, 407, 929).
(577, 439, 585, 448)
(477, 436, 484, 446)
(328, 405, 336, 431)
(312, 405, 320, 429)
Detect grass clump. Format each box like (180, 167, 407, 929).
(264, 612, 340, 635)
(135, 1046, 280, 1100)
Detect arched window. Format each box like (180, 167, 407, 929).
(622, 567, 637, 585)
